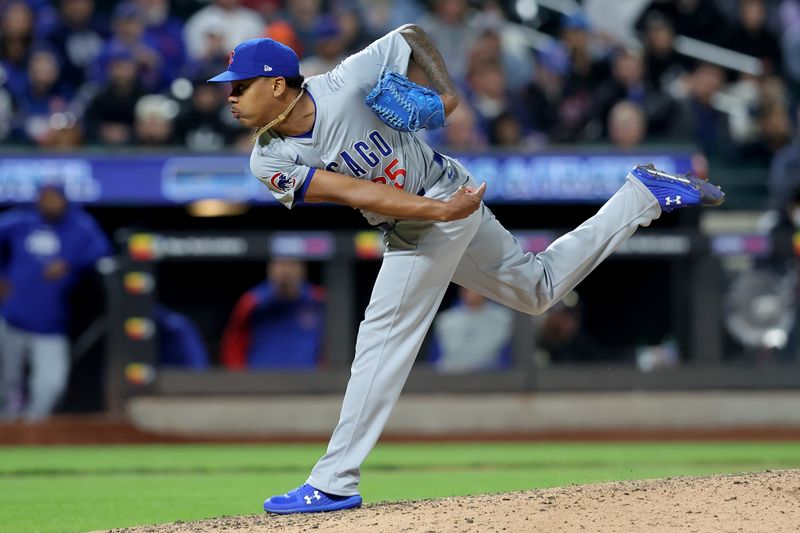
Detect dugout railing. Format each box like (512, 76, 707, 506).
(103, 228, 800, 413)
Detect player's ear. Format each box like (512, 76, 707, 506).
(272, 77, 287, 98)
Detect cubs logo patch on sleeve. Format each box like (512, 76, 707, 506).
(270, 172, 296, 192)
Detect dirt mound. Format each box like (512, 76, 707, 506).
(108, 469, 800, 533)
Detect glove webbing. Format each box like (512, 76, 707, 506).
(377, 78, 420, 131)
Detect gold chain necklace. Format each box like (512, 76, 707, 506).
(251, 88, 305, 143)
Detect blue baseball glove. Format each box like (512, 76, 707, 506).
(365, 69, 446, 132)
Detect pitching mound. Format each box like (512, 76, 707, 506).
(111, 469, 799, 532)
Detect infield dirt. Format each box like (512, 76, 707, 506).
(108, 468, 799, 533)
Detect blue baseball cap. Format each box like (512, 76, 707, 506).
(207, 38, 299, 83)
(562, 12, 590, 31)
(314, 15, 341, 40)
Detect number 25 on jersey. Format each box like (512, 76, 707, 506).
(372, 158, 406, 189)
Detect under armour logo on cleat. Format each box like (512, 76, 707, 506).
(665, 196, 682, 206)
(304, 491, 322, 505)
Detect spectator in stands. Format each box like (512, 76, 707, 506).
(155, 304, 209, 369)
(487, 106, 544, 150)
(588, 47, 675, 140)
(520, 41, 569, 141)
(670, 61, 734, 157)
(639, 11, 688, 92)
(0, 182, 110, 422)
(183, 0, 263, 62)
(40, 116, 83, 150)
(466, 25, 533, 92)
(136, 0, 187, 89)
(357, 0, 427, 40)
(636, 0, 729, 46)
(173, 71, 239, 151)
(132, 94, 179, 146)
(472, 0, 536, 90)
(20, 0, 59, 37)
(561, 11, 606, 79)
(723, 0, 783, 76)
(45, 0, 108, 90)
(488, 110, 533, 149)
(556, 12, 608, 142)
(738, 83, 794, 165)
(724, 70, 792, 153)
(416, 0, 480, 85)
(98, 2, 163, 91)
(607, 100, 647, 149)
(243, 0, 282, 26)
(264, 19, 303, 58)
(299, 15, 347, 78)
(83, 45, 145, 145)
(428, 101, 487, 152)
(779, 0, 800, 98)
(330, 1, 371, 54)
(184, 24, 231, 82)
(768, 108, 800, 209)
(464, 60, 514, 139)
(275, 0, 324, 58)
(15, 46, 75, 146)
(429, 287, 513, 373)
(221, 258, 325, 370)
(1, 0, 797, 162)
(0, 0, 36, 100)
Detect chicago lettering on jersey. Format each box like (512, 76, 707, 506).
(324, 130, 393, 176)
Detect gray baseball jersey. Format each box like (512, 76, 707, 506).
(247, 28, 663, 498)
(251, 30, 449, 226)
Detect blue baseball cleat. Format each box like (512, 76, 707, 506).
(629, 163, 725, 212)
(263, 483, 362, 514)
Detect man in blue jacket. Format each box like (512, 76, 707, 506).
(221, 257, 326, 370)
(0, 183, 110, 422)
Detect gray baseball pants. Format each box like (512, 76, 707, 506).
(0, 321, 70, 421)
(307, 160, 660, 495)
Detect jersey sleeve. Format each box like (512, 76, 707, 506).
(250, 139, 317, 209)
(328, 28, 412, 91)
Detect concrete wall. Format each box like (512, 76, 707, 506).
(127, 391, 800, 437)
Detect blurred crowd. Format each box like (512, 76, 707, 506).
(0, 0, 797, 169)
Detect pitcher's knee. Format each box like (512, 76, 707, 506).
(518, 294, 549, 316)
(520, 287, 565, 315)
(527, 302, 551, 316)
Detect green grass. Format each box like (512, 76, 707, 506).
(1, 441, 799, 533)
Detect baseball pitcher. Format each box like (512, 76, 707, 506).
(207, 24, 724, 514)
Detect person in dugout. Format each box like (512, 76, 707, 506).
(0, 182, 110, 421)
(221, 257, 325, 370)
